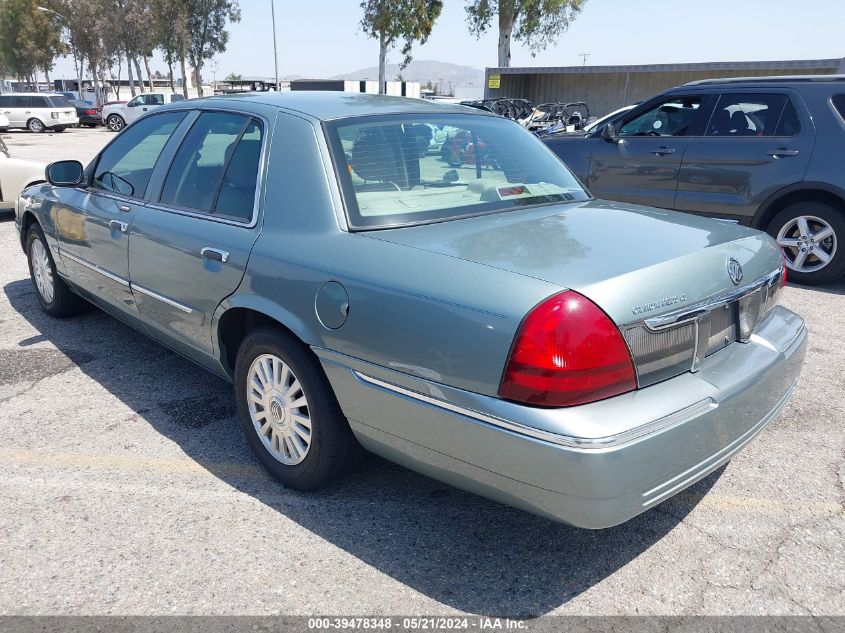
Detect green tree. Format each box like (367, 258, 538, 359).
(465, 0, 586, 68)
(359, 0, 442, 94)
(0, 0, 65, 85)
(184, 0, 241, 97)
(150, 0, 189, 93)
(224, 72, 242, 81)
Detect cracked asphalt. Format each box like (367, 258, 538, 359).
(0, 127, 843, 616)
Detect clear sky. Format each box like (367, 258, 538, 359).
(50, 0, 844, 80)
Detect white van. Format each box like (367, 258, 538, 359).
(0, 93, 79, 132)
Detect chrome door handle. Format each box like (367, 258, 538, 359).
(770, 148, 799, 158)
(109, 220, 129, 233)
(118, 204, 131, 212)
(201, 247, 229, 263)
(651, 147, 677, 155)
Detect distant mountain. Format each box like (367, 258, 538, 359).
(331, 60, 484, 99)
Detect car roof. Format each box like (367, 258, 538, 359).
(182, 91, 490, 121)
(684, 74, 845, 87)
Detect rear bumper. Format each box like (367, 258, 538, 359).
(318, 306, 806, 528)
(45, 117, 78, 128)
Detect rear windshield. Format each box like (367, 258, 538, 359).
(325, 113, 589, 229)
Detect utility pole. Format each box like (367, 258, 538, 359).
(271, 0, 279, 89)
(579, 53, 590, 66)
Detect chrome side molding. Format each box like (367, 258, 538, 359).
(353, 370, 715, 450)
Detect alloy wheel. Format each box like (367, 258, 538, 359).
(776, 215, 837, 274)
(28, 119, 44, 133)
(108, 116, 124, 132)
(30, 238, 54, 304)
(247, 353, 312, 466)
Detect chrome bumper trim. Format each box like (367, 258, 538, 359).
(353, 370, 714, 450)
(59, 249, 130, 287)
(643, 267, 782, 330)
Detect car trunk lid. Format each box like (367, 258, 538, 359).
(366, 199, 785, 387)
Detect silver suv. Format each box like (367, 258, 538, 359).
(545, 76, 845, 285)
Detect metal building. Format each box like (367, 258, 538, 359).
(484, 58, 845, 116)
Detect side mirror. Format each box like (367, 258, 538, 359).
(601, 122, 620, 143)
(46, 160, 84, 186)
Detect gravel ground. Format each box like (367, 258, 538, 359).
(0, 128, 843, 616)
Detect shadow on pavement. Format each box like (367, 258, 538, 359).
(4, 278, 720, 617)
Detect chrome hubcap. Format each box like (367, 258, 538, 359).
(777, 215, 836, 274)
(109, 117, 122, 131)
(31, 239, 54, 303)
(247, 354, 312, 465)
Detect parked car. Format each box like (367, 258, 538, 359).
(15, 93, 806, 529)
(102, 92, 186, 131)
(544, 104, 637, 138)
(0, 136, 45, 210)
(544, 76, 845, 284)
(66, 99, 102, 127)
(0, 93, 78, 132)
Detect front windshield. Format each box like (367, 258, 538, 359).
(325, 113, 589, 229)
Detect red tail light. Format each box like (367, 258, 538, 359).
(781, 254, 788, 288)
(85, 108, 98, 115)
(499, 291, 637, 407)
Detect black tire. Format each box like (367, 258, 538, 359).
(106, 114, 125, 132)
(766, 201, 845, 285)
(26, 225, 86, 317)
(26, 118, 45, 133)
(234, 327, 362, 490)
(53, 126, 66, 133)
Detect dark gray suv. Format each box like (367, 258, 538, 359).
(544, 76, 845, 285)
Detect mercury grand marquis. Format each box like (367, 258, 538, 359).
(15, 92, 807, 528)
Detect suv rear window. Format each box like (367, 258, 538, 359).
(325, 113, 589, 230)
(707, 93, 787, 136)
(47, 96, 73, 108)
(832, 95, 845, 121)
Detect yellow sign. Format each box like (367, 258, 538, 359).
(487, 74, 501, 89)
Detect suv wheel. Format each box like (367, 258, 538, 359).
(26, 225, 86, 317)
(234, 327, 362, 490)
(27, 118, 45, 133)
(107, 114, 125, 132)
(768, 201, 845, 285)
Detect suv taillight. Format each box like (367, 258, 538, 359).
(499, 291, 637, 407)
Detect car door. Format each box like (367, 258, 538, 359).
(586, 94, 709, 209)
(0, 95, 12, 127)
(54, 111, 188, 317)
(128, 109, 266, 359)
(123, 94, 146, 124)
(4, 95, 29, 128)
(675, 91, 815, 222)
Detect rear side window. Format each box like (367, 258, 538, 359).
(93, 111, 186, 198)
(159, 111, 262, 220)
(774, 99, 801, 136)
(707, 93, 787, 136)
(832, 95, 845, 122)
(170, 93, 185, 102)
(145, 94, 164, 105)
(47, 96, 73, 108)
